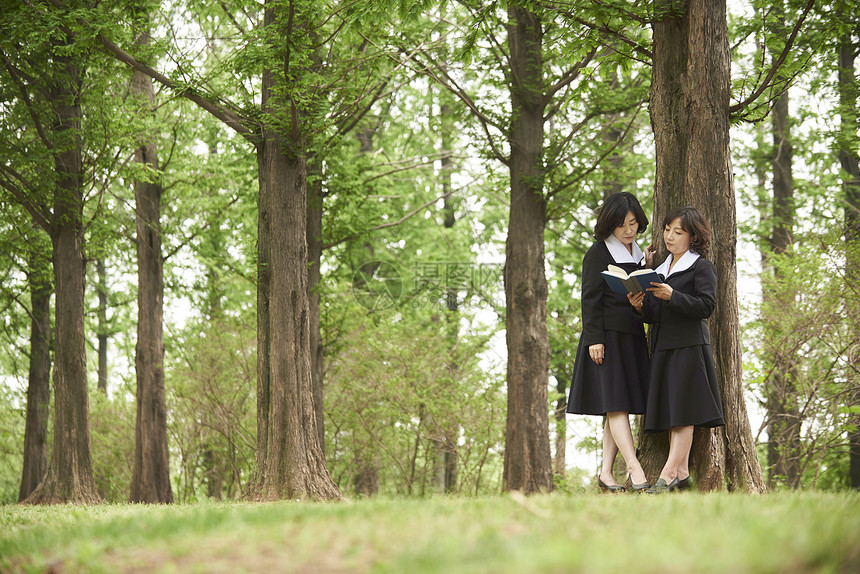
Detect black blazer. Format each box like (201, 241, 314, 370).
(580, 241, 647, 347)
(640, 257, 716, 352)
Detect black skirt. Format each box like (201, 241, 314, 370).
(567, 329, 650, 416)
(644, 344, 725, 432)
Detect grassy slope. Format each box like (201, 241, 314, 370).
(1, 492, 859, 573)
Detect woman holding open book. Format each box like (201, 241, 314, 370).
(628, 206, 725, 494)
(567, 192, 655, 493)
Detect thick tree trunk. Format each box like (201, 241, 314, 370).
(249, 0, 341, 502)
(503, 4, 553, 494)
(643, 0, 766, 493)
(96, 258, 108, 394)
(838, 35, 860, 490)
(129, 52, 173, 503)
(19, 234, 52, 502)
(24, 48, 99, 504)
(252, 132, 342, 500)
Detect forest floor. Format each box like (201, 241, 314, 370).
(1, 491, 858, 573)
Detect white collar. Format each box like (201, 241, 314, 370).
(655, 250, 700, 278)
(603, 234, 645, 265)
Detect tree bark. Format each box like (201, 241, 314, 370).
(129, 31, 173, 503)
(250, 4, 342, 499)
(19, 230, 52, 502)
(838, 31, 860, 490)
(24, 46, 100, 504)
(252, 131, 342, 500)
(503, 4, 553, 494)
(643, 0, 766, 493)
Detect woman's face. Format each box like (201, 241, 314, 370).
(663, 217, 692, 256)
(612, 211, 639, 246)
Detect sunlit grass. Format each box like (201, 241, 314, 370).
(1, 491, 859, 573)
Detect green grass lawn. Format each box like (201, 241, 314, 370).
(1, 491, 859, 573)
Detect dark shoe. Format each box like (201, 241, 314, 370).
(676, 476, 694, 491)
(598, 476, 626, 493)
(630, 481, 650, 493)
(645, 477, 678, 494)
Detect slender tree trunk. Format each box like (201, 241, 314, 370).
(24, 47, 99, 504)
(306, 25, 326, 455)
(353, 452, 380, 497)
(643, 0, 766, 493)
(19, 231, 52, 502)
(553, 373, 567, 478)
(129, 34, 173, 503)
(503, 4, 553, 494)
(347, 129, 381, 497)
(307, 157, 325, 453)
(765, 63, 801, 488)
(96, 258, 108, 394)
(441, 101, 459, 494)
(602, 70, 624, 201)
(838, 31, 860, 490)
(205, 142, 223, 319)
(202, 448, 223, 499)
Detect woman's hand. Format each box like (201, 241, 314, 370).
(627, 291, 644, 312)
(644, 244, 656, 268)
(647, 281, 673, 301)
(588, 343, 604, 365)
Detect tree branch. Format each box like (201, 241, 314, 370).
(544, 47, 598, 104)
(728, 0, 816, 115)
(44, 0, 256, 141)
(162, 195, 241, 263)
(324, 188, 458, 250)
(0, 173, 51, 231)
(570, 16, 652, 62)
(546, 105, 643, 202)
(0, 49, 53, 151)
(408, 51, 509, 165)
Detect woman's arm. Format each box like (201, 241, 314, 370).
(580, 246, 605, 347)
(665, 260, 717, 319)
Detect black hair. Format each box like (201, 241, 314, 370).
(593, 192, 649, 240)
(662, 206, 711, 259)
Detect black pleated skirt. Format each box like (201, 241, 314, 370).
(644, 344, 725, 432)
(567, 329, 650, 416)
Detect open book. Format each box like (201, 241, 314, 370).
(600, 264, 661, 295)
